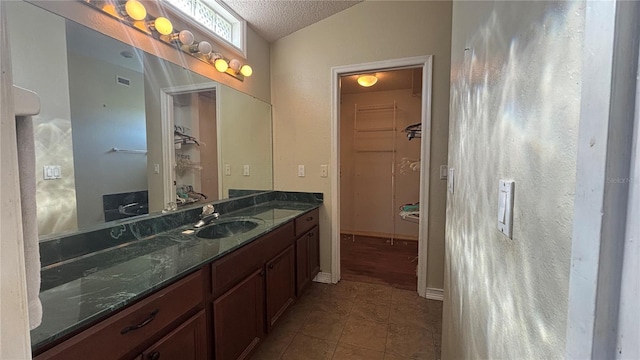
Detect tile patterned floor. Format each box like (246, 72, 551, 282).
(250, 280, 442, 360)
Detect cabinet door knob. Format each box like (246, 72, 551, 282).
(148, 351, 160, 360)
(268, 264, 274, 269)
(121, 309, 159, 334)
(308, 232, 314, 238)
(260, 270, 265, 276)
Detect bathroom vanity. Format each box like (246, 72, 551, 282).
(32, 192, 321, 360)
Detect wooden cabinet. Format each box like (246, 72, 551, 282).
(295, 209, 320, 296)
(35, 270, 204, 360)
(35, 208, 319, 360)
(296, 226, 320, 296)
(265, 245, 296, 331)
(212, 269, 265, 360)
(140, 310, 207, 360)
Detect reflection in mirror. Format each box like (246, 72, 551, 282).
(6, 1, 273, 239)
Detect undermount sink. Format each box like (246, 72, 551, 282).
(196, 219, 261, 239)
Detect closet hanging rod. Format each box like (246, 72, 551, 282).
(356, 103, 397, 112)
(110, 147, 147, 154)
(355, 127, 396, 132)
(355, 149, 397, 153)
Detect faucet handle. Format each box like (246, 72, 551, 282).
(201, 204, 215, 215)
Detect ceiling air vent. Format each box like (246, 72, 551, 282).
(116, 76, 131, 87)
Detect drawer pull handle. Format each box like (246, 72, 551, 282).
(308, 232, 314, 238)
(148, 351, 161, 360)
(121, 309, 159, 334)
(306, 216, 313, 221)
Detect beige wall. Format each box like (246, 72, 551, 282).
(271, 1, 452, 289)
(218, 85, 273, 197)
(443, 1, 584, 358)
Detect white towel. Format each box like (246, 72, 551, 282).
(16, 114, 42, 330)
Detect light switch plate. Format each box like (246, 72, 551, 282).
(320, 165, 328, 178)
(498, 180, 515, 238)
(440, 165, 448, 180)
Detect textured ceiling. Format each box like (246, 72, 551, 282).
(223, 0, 362, 42)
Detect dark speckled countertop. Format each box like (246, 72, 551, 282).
(32, 194, 321, 351)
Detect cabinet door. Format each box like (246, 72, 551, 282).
(265, 244, 296, 332)
(213, 269, 265, 360)
(295, 235, 310, 296)
(140, 310, 207, 360)
(307, 226, 320, 281)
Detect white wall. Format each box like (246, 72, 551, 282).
(6, 1, 78, 236)
(68, 53, 146, 228)
(443, 1, 584, 358)
(271, 0, 452, 289)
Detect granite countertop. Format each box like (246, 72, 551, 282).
(32, 199, 320, 350)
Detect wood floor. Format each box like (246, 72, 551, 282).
(340, 234, 418, 291)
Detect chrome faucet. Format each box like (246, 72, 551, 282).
(194, 204, 219, 228)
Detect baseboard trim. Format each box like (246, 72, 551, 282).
(426, 287, 443, 301)
(312, 272, 333, 284)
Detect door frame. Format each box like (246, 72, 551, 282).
(160, 82, 221, 207)
(330, 55, 433, 297)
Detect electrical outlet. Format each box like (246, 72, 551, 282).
(43, 165, 62, 180)
(243, 165, 250, 176)
(298, 165, 305, 177)
(224, 164, 231, 176)
(320, 165, 328, 178)
(154, 164, 160, 174)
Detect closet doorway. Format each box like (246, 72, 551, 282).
(330, 56, 432, 296)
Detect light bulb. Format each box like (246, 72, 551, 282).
(357, 75, 377, 87)
(125, 0, 146, 20)
(214, 58, 229, 72)
(228, 59, 241, 72)
(240, 65, 253, 77)
(177, 30, 194, 45)
(189, 41, 212, 55)
(153, 17, 173, 35)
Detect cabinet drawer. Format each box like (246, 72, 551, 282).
(295, 209, 319, 237)
(35, 270, 204, 360)
(141, 310, 207, 360)
(211, 222, 294, 298)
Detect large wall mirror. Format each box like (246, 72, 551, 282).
(6, 1, 273, 239)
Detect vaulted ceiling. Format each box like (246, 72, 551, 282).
(222, 0, 362, 42)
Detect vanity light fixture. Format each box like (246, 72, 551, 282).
(228, 59, 241, 73)
(240, 65, 253, 77)
(212, 54, 229, 72)
(147, 17, 173, 35)
(162, 29, 195, 46)
(189, 41, 213, 56)
(84, 0, 253, 81)
(357, 74, 378, 87)
(124, 0, 147, 21)
(226, 59, 252, 78)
